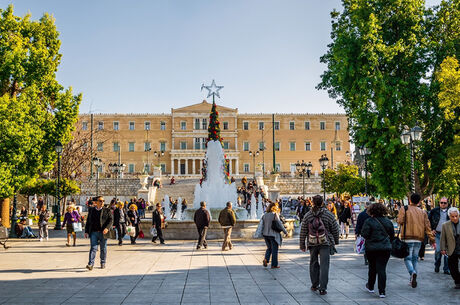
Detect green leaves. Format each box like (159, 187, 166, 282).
(319, 0, 459, 199)
(0, 5, 81, 198)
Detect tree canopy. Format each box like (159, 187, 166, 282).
(318, 0, 459, 199)
(0, 5, 81, 198)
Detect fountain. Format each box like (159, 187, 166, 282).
(249, 193, 257, 219)
(176, 197, 182, 220)
(163, 195, 170, 219)
(257, 194, 264, 218)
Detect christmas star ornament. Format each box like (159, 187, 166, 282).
(202, 79, 224, 99)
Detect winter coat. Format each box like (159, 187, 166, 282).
(152, 209, 165, 229)
(84, 207, 113, 239)
(361, 216, 395, 252)
(218, 208, 236, 227)
(339, 206, 351, 223)
(194, 208, 210, 228)
(113, 208, 126, 226)
(428, 207, 450, 232)
(262, 212, 287, 246)
(397, 205, 434, 243)
(355, 210, 371, 236)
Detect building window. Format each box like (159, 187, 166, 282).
(274, 142, 280, 151)
(113, 142, 120, 152)
(113, 121, 119, 131)
(98, 121, 104, 130)
(128, 164, 135, 173)
(180, 121, 187, 130)
(289, 121, 295, 130)
(160, 142, 166, 151)
(145, 122, 150, 130)
(320, 141, 326, 151)
(275, 163, 281, 172)
(305, 142, 311, 151)
(144, 142, 151, 151)
(259, 122, 264, 130)
(223, 122, 229, 130)
(195, 118, 200, 130)
(201, 137, 206, 149)
(243, 121, 249, 130)
(243, 142, 249, 151)
(160, 121, 166, 130)
(180, 141, 187, 150)
(320, 121, 326, 130)
(195, 138, 201, 150)
(97, 142, 103, 152)
(335, 141, 341, 151)
(259, 141, 265, 151)
(305, 121, 310, 130)
(160, 164, 166, 173)
(223, 142, 229, 149)
(202, 118, 207, 130)
(244, 164, 250, 173)
(82, 121, 88, 130)
(335, 121, 341, 130)
(128, 142, 135, 152)
(290, 142, 296, 151)
(144, 164, 150, 173)
(274, 121, 280, 130)
(129, 122, 135, 130)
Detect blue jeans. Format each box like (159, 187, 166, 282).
(404, 241, 421, 275)
(435, 232, 449, 272)
(88, 232, 107, 266)
(263, 236, 279, 267)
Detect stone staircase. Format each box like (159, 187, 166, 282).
(154, 179, 198, 206)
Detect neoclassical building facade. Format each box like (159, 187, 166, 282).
(77, 100, 350, 177)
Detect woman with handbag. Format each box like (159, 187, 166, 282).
(113, 201, 127, 246)
(261, 201, 287, 269)
(152, 203, 165, 244)
(62, 205, 82, 247)
(127, 204, 140, 245)
(361, 202, 395, 298)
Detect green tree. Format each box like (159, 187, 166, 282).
(318, 0, 459, 199)
(0, 5, 81, 222)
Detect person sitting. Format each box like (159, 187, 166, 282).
(19, 207, 28, 221)
(170, 176, 176, 185)
(16, 219, 36, 238)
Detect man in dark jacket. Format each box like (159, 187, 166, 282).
(85, 196, 113, 270)
(355, 202, 371, 265)
(152, 203, 165, 244)
(218, 202, 236, 251)
(194, 201, 211, 250)
(429, 197, 450, 274)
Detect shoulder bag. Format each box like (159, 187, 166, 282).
(271, 214, 284, 233)
(390, 206, 409, 258)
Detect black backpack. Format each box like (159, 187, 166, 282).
(308, 213, 328, 246)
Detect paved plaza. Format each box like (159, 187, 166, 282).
(0, 231, 457, 305)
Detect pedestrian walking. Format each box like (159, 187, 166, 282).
(218, 201, 236, 251)
(38, 205, 49, 241)
(113, 201, 127, 246)
(84, 196, 113, 270)
(127, 204, 140, 244)
(429, 197, 451, 274)
(339, 200, 352, 239)
(194, 201, 210, 250)
(355, 201, 371, 265)
(397, 193, 435, 288)
(152, 203, 165, 244)
(361, 202, 395, 298)
(440, 207, 460, 289)
(62, 205, 81, 247)
(261, 201, 287, 268)
(300, 195, 340, 295)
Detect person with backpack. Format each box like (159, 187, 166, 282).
(300, 195, 340, 295)
(361, 202, 395, 298)
(261, 201, 287, 268)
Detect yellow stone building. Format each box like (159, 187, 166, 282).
(78, 100, 350, 177)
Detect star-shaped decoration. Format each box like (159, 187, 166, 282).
(202, 79, 224, 99)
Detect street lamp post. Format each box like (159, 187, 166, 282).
(154, 151, 165, 173)
(108, 162, 126, 201)
(319, 154, 329, 201)
(358, 146, 371, 195)
(92, 157, 103, 196)
(249, 151, 260, 180)
(400, 126, 423, 193)
(9, 166, 18, 237)
(54, 141, 63, 230)
(295, 160, 313, 199)
(145, 147, 151, 174)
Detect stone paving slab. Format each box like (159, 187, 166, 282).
(0, 230, 458, 305)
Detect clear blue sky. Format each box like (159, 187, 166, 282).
(1, 0, 442, 114)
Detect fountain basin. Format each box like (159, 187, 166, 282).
(139, 219, 295, 240)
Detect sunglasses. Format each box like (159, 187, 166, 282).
(440, 202, 448, 204)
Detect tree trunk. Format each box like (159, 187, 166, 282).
(0, 198, 10, 228)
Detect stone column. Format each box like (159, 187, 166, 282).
(185, 158, 188, 175)
(171, 159, 174, 176)
(229, 158, 233, 175)
(236, 159, 239, 175)
(192, 158, 196, 175)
